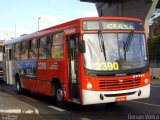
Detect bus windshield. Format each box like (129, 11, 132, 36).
(83, 33, 147, 71)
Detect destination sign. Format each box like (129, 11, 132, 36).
(83, 20, 144, 30)
(102, 23, 134, 30)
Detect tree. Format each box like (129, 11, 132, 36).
(148, 37, 160, 61)
(153, 16, 160, 37)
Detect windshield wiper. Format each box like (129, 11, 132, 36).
(124, 30, 134, 60)
(124, 30, 134, 52)
(98, 30, 107, 61)
(98, 31, 104, 52)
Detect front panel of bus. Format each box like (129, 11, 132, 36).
(80, 19, 150, 105)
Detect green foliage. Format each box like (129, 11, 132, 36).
(148, 16, 160, 61)
(148, 37, 160, 61)
(153, 16, 160, 36)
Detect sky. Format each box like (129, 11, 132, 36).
(0, 0, 98, 40)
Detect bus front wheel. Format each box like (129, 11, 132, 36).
(55, 84, 65, 108)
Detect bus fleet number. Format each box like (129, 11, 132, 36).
(95, 62, 119, 70)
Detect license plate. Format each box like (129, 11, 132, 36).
(115, 96, 126, 102)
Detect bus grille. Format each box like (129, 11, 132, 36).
(99, 78, 141, 91)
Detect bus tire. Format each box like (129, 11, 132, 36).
(55, 84, 65, 108)
(15, 76, 23, 94)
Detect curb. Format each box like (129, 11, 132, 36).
(0, 86, 39, 114)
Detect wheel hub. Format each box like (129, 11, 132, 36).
(57, 89, 63, 101)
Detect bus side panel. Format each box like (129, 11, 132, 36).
(47, 60, 66, 82)
(25, 59, 51, 96)
(36, 60, 50, 80)
(21, 77, 36, 91)
(48, 59, 66, 90)
(34, 80, 52, 96)
(21, 76, 52, 96)
(36, 59, 66, 96)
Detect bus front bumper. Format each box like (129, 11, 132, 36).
(82, 84, 150, 105)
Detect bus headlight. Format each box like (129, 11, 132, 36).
(87, 83, 92, 89)
(144, 78, 149, 84)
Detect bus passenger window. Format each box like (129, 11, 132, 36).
(29, 39, 38, 59)
(51, 32, 64, 59)
(14, 43, 20, 60)
(21, 41, 28, 60)
(39, 36, 51, 59)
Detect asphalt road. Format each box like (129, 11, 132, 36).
(0, 84, 160, 120)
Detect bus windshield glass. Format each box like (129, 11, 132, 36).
(83, 33, 147, 71)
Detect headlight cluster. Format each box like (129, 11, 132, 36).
(87, 83, 92, 89)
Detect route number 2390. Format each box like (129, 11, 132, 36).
(95, 62, 119, 70)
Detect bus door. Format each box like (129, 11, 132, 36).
(5, 49, 12, 84)
(67, 34, 79, 101)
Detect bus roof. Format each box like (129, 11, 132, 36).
(3, 16, 143, 46)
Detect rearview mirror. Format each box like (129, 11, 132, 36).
(78, 40, 86, 53)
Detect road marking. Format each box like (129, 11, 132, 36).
(0, 109, 22, 114)
(151, 85, 160, 88)
(0, 109, 36, 114)
(48, 105, 65, 112)
(129, 101, 160, 108)
(20, 100, 39, 114)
